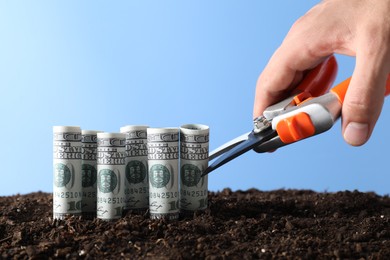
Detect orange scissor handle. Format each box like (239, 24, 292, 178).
(295, 55, 338, 97)
(331, 74, 390, 103)
(276, 112, 316, 144)
(276, 74, 390, 144)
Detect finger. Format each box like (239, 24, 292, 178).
(253, 48, 299, 119)
(253, 40, 329, 119)
(342, 45, 390, 146)
(253, 4, 341, 119)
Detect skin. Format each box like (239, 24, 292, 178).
(253, 0, 390, 146)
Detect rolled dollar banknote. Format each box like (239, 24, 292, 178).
(120, 125, 149, 212)
(180, 124, 209, 212)
(81, 130, 102, 219)
(53, 126, 82, 219)
(147, 128, 179, 220)
(96, 133, 126, 221)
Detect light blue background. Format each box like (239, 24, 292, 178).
(1, 1, 389, 196)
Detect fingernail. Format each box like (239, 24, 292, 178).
(343, 122, 369, 146)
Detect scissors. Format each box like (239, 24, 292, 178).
(202, 56, 390, 176)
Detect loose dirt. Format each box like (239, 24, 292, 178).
(1, 189, 389, 259)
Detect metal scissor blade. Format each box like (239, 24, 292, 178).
(202, 128, 277, 176)
(208, 132, 251, 161)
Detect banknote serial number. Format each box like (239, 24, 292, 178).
(54, 191, 82, 199)
(180, 189, 208, 197)
(125, 187, 148, 195)
(149, 191, 179, 199)
(82, 191, 96, 198)
(97, 197, 125, 204)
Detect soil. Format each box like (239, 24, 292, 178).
(1, 189, 389, 259)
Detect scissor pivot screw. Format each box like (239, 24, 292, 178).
(253, 116, 272, 134)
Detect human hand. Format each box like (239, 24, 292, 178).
(253, 0, 390, 146)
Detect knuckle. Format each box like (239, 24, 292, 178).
(344, 98, 369, 114)
(344, 96, 382, 123)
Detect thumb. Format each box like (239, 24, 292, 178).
(342, 50, 389, 146)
